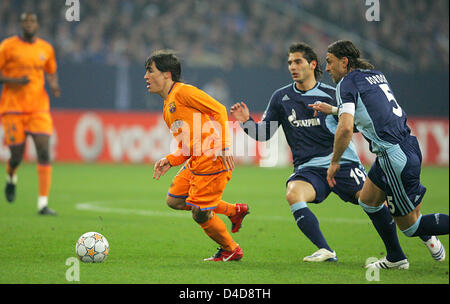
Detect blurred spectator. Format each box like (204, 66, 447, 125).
(202, 77, 232, 108)
(0, 0, 447, 72)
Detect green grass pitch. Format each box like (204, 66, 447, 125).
(0, 163, 448, 284)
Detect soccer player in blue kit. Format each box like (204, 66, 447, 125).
(310, 40, 448, 269)
(231, 42, 414, 263)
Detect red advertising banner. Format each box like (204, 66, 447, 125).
(0, 111, 448, 166)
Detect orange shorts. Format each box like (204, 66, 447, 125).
(1, 112, 53, 146)
(168, 166, 232, 210)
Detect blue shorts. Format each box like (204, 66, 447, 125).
(286, 162, 367, 205)
(368, 136, 426, 217)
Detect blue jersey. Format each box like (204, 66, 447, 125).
(243, 82, 360, 169)
(336, 69, 411, 154)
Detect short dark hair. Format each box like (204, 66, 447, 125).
(145, 49, 181, 82)
(289, 42, 323, 80)
(327, 40, 374, 70)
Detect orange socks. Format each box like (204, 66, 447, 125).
(181, 201, 237, 252)
(214, 200, 237, 217)
(199, 212, 238, 252)
(37, 165, 52, 197)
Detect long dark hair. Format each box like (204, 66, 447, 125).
(327, 40, 374, 71)
(289, 42, 323, 80)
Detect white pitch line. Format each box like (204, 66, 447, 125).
(76, 202, 190, 218)
(75, 202, 370, 225)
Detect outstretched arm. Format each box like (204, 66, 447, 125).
(308, 101, 338, 117)
(230, 101, 279, 141)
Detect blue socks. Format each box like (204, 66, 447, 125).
(402, 213, 449, 237)
(290, 202, 332, 252)
(358, 199, 407, 262)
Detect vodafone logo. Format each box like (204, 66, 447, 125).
(74, 113, 104, 161)
(0, 112, 448, 166)
(73, 113, 172, 163)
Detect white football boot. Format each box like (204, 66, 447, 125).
(365, 257, 409, 269)
(303, 248, 337, 262)
(423, 236, 446, 262)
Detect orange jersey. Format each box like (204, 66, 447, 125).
(163, 82, 231, 174)
(0, 36, 57, 114)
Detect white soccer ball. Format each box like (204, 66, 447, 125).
(75, 232, 109, 263)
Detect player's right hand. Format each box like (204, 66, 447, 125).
(308, 101, 335, 117)
(214, 148, 235, 171)
(153, 157, 172, 180)
(51, 85, 61, 98)
(326, 162, 340, 188)
(230, 102, 250, 123)
(10, 76, 30, 85)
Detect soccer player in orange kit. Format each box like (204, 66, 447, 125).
(145, 50, 249, 261)
(0, 13, 60, 215)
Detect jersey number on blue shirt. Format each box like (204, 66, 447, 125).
(379, 83, 403, 117)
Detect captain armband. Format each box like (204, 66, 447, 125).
(338, 103, 356, 117)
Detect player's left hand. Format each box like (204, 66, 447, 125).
(327, 162, 340, 187)
(230, 102, 250, 123)
(153, 157, 172, 180)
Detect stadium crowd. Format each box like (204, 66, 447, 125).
(0, 0, 448, 71)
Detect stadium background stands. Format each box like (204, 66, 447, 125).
(1, 0, 448, 115)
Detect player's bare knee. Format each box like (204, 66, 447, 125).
(166, 196, 185, 210)
(165, 199, 178, 210)
(358, 191, 383, 207)
(286, 189, 307, 205)
(286, 191, 298, 205)
(192, 208, 212, 223)
(286, 181, 315, 205)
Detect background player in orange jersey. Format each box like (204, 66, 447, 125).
(145, 50, 249, 261)
(0, 13, 60, 215)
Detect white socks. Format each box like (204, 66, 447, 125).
(6, 174, 17, 184)
(37, 196, 48, 210)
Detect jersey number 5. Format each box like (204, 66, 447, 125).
(386, 196, 396, 214)
(379, 83, 402, 117)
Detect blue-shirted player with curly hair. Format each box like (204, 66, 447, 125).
(310, 40, 448, 269)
